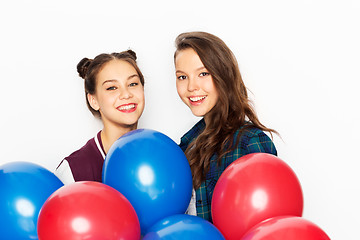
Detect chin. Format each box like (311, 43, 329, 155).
(191, 111, 205, 117)
(121, 123, 138, 129)
(119, 119, 138, 127)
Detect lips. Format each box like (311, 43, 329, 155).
(189, 96, 206, 106)
(117, 103, 137, 113)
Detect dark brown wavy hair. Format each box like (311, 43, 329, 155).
(174, 31, 278, 189)
(77, 49, 145, 118)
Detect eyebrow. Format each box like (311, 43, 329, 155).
(175, 70, 185, 74)
(128, 74, 140, 80)
(196, 66, 207, 71)
(102, 74, 140, 85)
(176, 66, 207, 74)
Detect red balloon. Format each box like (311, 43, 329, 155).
(212, 153, 303, 240)
(241, 216, 330, 240)
(37, 181, 140, 240)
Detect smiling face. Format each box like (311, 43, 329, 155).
(175, 48, 219, 118)
(87, 59, 145, 129)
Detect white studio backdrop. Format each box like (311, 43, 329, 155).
(1, 0, 359, 239)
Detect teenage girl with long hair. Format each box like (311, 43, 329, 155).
(174, 31, 278, 222)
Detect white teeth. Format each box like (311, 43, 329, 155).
(190, 96, 206, 102)
(119, 104, 135, 110)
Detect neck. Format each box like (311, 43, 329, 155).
(101, 123, 137, 154)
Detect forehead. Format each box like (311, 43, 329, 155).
(97, 59, 137, 81)
(175, 48, 204, 70)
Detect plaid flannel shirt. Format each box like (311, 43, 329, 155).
(179, 118, 277, 222)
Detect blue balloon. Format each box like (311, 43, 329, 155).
(143, 214, 225, 240)
(0, 161, 64, 239)
(102, 129, 192, 234)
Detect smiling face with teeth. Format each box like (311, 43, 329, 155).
(87, 59, 145, 129)
(175, 48, 219, 118)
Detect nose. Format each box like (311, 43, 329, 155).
(187, 77, 199, 92)
(119, 87, 133, 100)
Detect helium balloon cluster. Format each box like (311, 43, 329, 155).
(0, 129, 197, 240)
(211, 152, 330, 240)
(37, 129, 196, 240)
(1, 130, 330, 240)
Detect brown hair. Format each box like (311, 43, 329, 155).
(77, 49, 145, 118)
(175, 31, 278, 189)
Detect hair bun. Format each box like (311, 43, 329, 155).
(77, 57, 93, 79)
(126, 49, 137, 60)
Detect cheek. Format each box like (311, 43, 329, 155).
(96, 94, 108, 107)
(203, 77, 216, 92)
(211, 87, 219, 102)
(204, 81, 219, 104)
(134, 88, 145, 101)
(176, 81, 187, 98)
(138, 100, 145, 113)
(139, 91, 145, 102)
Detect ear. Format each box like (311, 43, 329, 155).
(87, 93, 100, 111)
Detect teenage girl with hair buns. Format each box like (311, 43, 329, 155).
(55, 50, 145, 184)
(174, 31, 278, 222)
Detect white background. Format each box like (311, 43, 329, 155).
(1, 0, 359, 239)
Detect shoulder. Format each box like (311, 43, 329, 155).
(238, 126, 269, 141)
(65, 137, 98, 161)
(64, 132, 105, 168)
(179, 118, 205, 151)
(62, 133, 104, 182)
(236, 126, 277, 156)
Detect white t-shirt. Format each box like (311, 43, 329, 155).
(186, 188, 197, 216)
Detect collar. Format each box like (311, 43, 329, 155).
(94, 131, 106, 159)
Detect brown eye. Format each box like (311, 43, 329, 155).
(199, 72, 210, 77)
(106, 86, 117, 90)
(129, 82, 138, 87)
